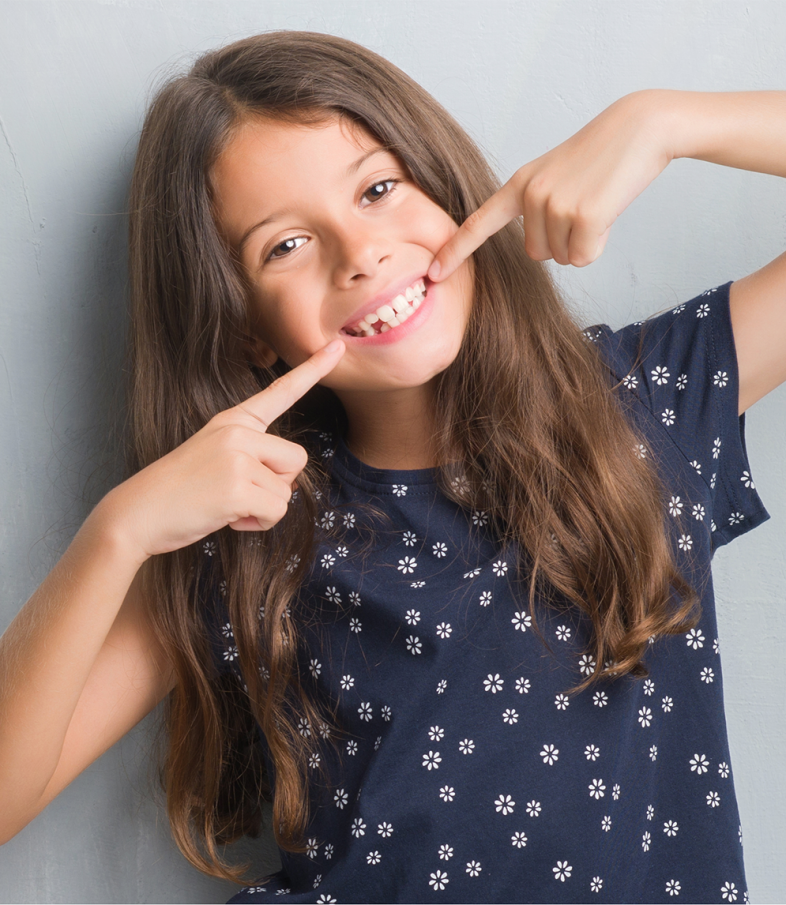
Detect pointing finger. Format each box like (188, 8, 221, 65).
(238, 339, 345, 431)
(427, 180, 522, 283)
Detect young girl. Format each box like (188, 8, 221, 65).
(1, 30, 785, 904)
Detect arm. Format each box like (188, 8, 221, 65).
(427, 89, 786, 414)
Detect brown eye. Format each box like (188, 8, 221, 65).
(361, 180, 398, 206)
(268, 236, 308, 261)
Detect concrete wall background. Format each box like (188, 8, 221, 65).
(1, 0, 784, 901)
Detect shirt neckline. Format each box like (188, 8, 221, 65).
(330, 432, 442, 491)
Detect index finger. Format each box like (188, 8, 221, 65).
(427, 179, 522, 284)
(238, 339, 345, 431)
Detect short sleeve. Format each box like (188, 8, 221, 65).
(591, 281, 769, 549)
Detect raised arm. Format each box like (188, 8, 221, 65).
(427, 89, 786, 415)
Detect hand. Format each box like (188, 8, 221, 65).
(106, 340, 346, 562)
(428, 91, 673, 281)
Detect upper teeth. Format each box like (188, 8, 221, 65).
(349, 280, 427, 336)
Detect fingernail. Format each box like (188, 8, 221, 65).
(428, 260, 441, 281)
(325, 340, 343, 353)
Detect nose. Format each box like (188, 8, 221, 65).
(330, 219, 391, 289)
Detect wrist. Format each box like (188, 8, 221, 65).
(87, 486, 153, 570)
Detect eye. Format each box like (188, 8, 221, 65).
(267, 236, 308, 261)
(361, 179, 399, 206)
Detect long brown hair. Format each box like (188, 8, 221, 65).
(126, 31, 698, 882)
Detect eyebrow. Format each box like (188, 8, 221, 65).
(237, 147, 391, 252)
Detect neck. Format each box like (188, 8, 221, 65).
(338, 383, 440, 470)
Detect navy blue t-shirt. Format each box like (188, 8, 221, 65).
(210, 281, 768, 904)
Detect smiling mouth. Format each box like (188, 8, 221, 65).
(342, 279, 427, 337)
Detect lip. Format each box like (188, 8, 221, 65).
(340, 273, 429, 334)
(340, 277, 435, 346)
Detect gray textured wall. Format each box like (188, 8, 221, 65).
(1, 1, 785, 901)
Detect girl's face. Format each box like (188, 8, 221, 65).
(212, 116, 474, 398)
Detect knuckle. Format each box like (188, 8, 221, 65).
(463, 208, 486, 235)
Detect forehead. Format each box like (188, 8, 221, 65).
(211, 116, 382, 241)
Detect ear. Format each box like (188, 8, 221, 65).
(242, 333, 279, 369)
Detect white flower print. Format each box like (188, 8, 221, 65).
(429, 870, 449, 891)
(729, 511, 745, 525)
(642, 831, 651, 852)
(666, 879, 681, 896)
(555, 625, 572, 641)
(674, 373, 688, 391)
(346, 740, 358, 755)
(692, 503, 706, 521)
(432, 541, 448, 558)
(325, 586, 341, 604)
(336, 545, 349, 558)
(713, 371, 729, 388)
(297, 718, 311, 738)
(438, 844, 454, 860)
(651, 366, 670, 385)
(697, 302, 710, 317)
(668, 496, 684, 517)
(464, 567, 482, 579)
(381, 705, 392, 721)
(686, 628, 705, 650)
(316, 896, 336, 904)
(678, 534, 693, 551)
(308, 752, 321, 769)
(511, 831, 528, 848)
(377, 822, 393, 837)
(700, 667, 715, 683)
(713, 437, 722, 459)
(661, 408, 676, 426)
(220, 623, 233, 639)
(484, 674, 504, 693)
(223, 645, 238, 662)
(306, 837, 319, 858)
(276, 888, 291, 896)
(526, 800, 542, 817)
(588, 778, 606, 800)
(439, 786, 456, 802)
(340, 675, 355, 690)
(707, 791, 721, 808)
(741, 471, 756, 489)
(429, 725, 445, 742)
(323, 843, 334, 860)
(466, 861, 482, 877)
(662, 696, 674, 712)
(540, 744, 559, 765)
(398, 556, 417, 574)
(202, 540, 216, 557)
(402, 531, 417, 546)
(591, 877, 604, 893)
(585, 744, 600, 761)
(374, 735, 382, 751)
(479, 590, 492, 607)
(622, 374, 639, 390)
(494, 794, 515, 815)
(612, 784, 621, 801)
(348, 591, 361, 606)
(643, 679, 655, 696)
(334, 788, 348, 808)
(664, 820, 679, 837)
(405, 609, 421, 625)
(501, 708, 519, 725)
(515, 677, 532, 694)
(690, 753, 710, 774)
(410, 580, 426, 588)
(436, 680, 447, 695)
(320, 553, 336, 569)
(319, 511, 336, 530)
(711, 472, 717, 490)
(392, 484, 408, 497)
(366, 850, 381, 865)
(673, 303, 686, 315)
(351, 818, 366, 837)
(422, 750, 442, 770)
(406, 635, 422, 655)
(511, 611, 532, 632)
(472, 510, 489, 526)
(690, 459, 702, 474)
(342, 512, 356, 528)
(553, 861, 572, 882)
(719, 761, 730, 779)
(450, 474, 470, 495)
(436, 622, 453, 639)
(601, 815, 612, 832)
(650, 745, 658, 762)
(555, 694, 570, 711)
(492, 559, 509, 576)
(309, 659, 322, 679)
(459, 738, 475, 755)
(721, 881, 739, 901)
(579, 654, 597, 676)
(634, 443, 648, 459)
(593, 690, 609, 707)
(358, 702, 372, 721)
